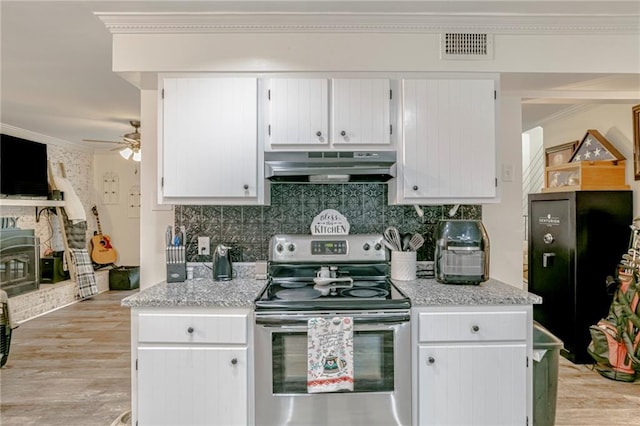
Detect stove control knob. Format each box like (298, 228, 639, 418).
(374, 243, 382, 251)
(363, 243, 371, 251)
(287, 243, 296, 252)
(276, 243, 284, 253)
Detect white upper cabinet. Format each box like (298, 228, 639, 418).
(265, 78, 394, 150)
(160, 76, 267, 205)
(391, 78, 498, 204)
(331, 78, 392, 145)
(266, 78, 329, 146)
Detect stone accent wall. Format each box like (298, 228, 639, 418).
(8, 271, 109, 324)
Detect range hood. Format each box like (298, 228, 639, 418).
(265, 151, 396, 183)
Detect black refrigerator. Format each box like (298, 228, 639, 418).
(527, 190, 632, 364)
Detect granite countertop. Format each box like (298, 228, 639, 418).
(393, 278, 542, 306)
(122, 263, 541, 309)
(121, 277, 266, 308)
(121, 263, 266, 308)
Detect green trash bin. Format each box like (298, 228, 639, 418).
(533, 321, 563, 426)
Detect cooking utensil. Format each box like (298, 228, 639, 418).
(384, 226, 402, 251)
(313, 277, 354, 286)
(313, 277, 354, 296)
(401, 233, 412, 251)
(380, 238, 398, 252)
(408, 233, 425, 251)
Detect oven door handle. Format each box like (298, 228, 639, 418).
(255, 313, 410, 327)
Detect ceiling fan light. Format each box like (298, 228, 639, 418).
(120, 147, 133, 160)
(132, 150, 142, 162)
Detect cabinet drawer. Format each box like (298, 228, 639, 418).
(418, 311, 527, 342)
(138, 313, 247, 344)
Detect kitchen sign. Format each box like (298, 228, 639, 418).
(311, 209, 350, 235)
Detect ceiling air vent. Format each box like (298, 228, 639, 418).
(441, 33, 493, 60)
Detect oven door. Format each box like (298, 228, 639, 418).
(255, 311, 411, 426)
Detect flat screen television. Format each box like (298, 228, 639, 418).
(0, 134, 49, 199)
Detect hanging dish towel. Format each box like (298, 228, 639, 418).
(307, 317, 354, 393)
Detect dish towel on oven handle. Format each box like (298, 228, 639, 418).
(307, 317, 354, 393)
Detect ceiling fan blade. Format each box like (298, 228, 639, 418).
(83, 139, 127, 144)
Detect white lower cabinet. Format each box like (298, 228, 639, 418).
(138, 346, 247, 426)
(132, 308, 252, 426)
(413, 306, 532, 426)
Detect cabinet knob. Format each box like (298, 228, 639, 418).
(187, 327, 194, 334)
(413, 185, 419, 191)
(427, 357, 435, 365)
(340, 130, 346, 137)
(243, 184, 249, 190)
(316, 131, 322, 137)
(231, 358, 238, 366)
(471, 325, 480, 333)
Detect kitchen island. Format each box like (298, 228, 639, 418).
(122, 264, 541, 426)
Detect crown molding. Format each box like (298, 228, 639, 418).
(96, 12, 640, 35)
(529, 104, 596, 128)
(0, 124, 92, 153)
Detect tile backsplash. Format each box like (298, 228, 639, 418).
(176, 183, 481, 263)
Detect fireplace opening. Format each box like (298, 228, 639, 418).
(0, 229, 39, 297)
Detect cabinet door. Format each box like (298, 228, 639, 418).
(162, 77, 258, 198)
(402, 79, 496, 200)
(417, 344, 526, 426)
(417, 343, 527, 426)
(137, 346, 247, 426)
(332, 78, 391, 145)
(267, 78, 329, 146)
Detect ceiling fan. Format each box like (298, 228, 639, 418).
(83, 120, 142, 161)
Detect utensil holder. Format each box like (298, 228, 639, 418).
(391, 251, 417, 281)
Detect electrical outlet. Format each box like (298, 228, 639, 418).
(502, 164, 514, 182)
(197, 236, 210, 255)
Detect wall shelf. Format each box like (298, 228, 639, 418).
(0, 199, 65, 207)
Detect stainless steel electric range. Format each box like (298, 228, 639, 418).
(254, 234, 411, 426)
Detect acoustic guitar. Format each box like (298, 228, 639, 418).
(90, 206, 118, 265)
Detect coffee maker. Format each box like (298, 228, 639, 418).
(434, 220, 490, 284)
(213, 244, 233, 281)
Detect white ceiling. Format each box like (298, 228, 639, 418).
(1, 1, 639, 150)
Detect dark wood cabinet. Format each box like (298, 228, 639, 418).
(527, 190, 632, 363)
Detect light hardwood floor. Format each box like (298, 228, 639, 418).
(1, 290, 639, 425)
(1, 291, 134, 426)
